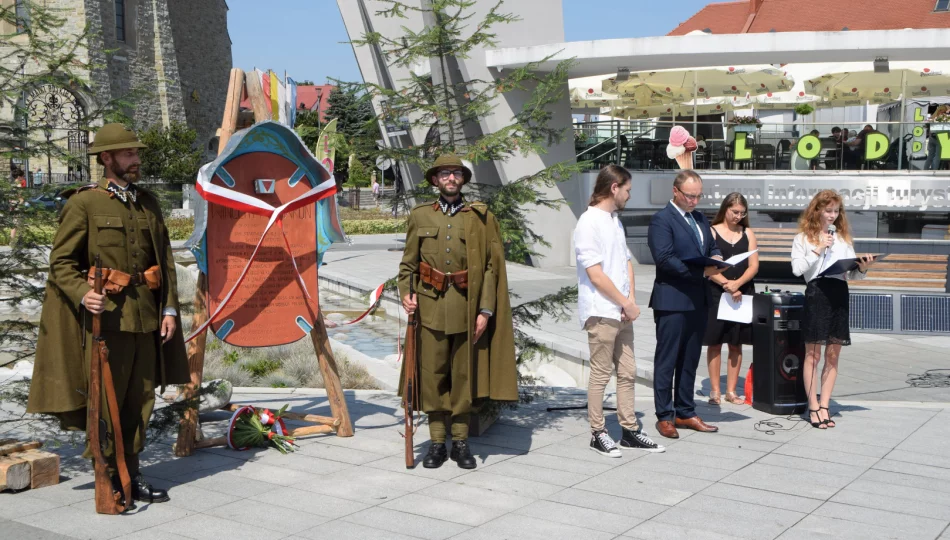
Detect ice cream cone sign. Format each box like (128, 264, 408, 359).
(667, 126, 697, 170)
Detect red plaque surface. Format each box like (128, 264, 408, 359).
(205, 152, 319, 347)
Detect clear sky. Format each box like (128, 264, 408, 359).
(226, 1, 732, 84)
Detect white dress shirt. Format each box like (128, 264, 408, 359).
(791, 232, 867, 283)
(574, 206, 631, 327)
(669, 200, 702, 244)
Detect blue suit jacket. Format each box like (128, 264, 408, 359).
(648, 202, 722, 312)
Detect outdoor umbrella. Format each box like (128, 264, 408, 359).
(807, 65, 950, 165)
(602, 65, 794, 101)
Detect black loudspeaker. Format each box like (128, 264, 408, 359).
(751, 292, 807, 415)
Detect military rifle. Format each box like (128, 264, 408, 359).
(87, 254, 132, 514)
(403, 279, 420, 469)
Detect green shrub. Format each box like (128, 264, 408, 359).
(222, 350, 239, 366)
(241, 358, 282, 378)
(166, 217, 194, 240)
(342, 219, 407, 235)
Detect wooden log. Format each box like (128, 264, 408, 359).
(218, 68, 245, 154)
(0, 455, 31, 491)
(289, 425, 335, 437)
(177, 69, 245, 458)
(311, 316, 354, 437)
(17, 450, 59, 489)
(0, 441, 41, 456)
(194, 436, 226, 449)
(175, 273, 209, 458)
(221, 404, 340, 427)
(244, 71, 271, 123)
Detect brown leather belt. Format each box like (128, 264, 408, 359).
(86, 265, 161, 294)
(419, 261, 468, 292)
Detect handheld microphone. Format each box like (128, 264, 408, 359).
(821, 224, 836, 271)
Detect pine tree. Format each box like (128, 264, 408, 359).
(353, 0, 582, 405)
(351, 0, 581, 263)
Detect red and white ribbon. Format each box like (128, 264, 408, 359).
(323, 282, 387, 328)
(227, 405, 256, 450)
(185, 174, 337, 343)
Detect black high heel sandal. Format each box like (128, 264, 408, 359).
(819, 407, 836, 428)
(807, 409, 826, 429)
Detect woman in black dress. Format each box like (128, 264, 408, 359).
(792, 190, 875, 428)
(703, 193, 759, 405)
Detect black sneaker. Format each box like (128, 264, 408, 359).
(620, 427, 666, 453)
(589, 430, 622, 458)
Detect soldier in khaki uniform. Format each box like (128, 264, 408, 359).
(398, 155, 517, 469)
(28, 124, 189, 504)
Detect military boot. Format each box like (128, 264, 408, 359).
(450, 440, 476, 469)
(422, 442, 448, 469)
(131, 474, 170, 503)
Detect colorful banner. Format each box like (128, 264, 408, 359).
(314, 119, 346, 266)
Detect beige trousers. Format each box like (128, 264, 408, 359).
(585, 317, 639, 433)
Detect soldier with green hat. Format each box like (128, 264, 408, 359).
(398, 154, 517, 469)
(27, 123, 190, 505)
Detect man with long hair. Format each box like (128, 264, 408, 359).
(574, 165, 664, 457)
(28, 124, 190, 506)
(648, 170, 725, 439)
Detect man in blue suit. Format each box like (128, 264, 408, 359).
(648, 170, 725, 439)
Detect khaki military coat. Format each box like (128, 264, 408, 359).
(27, 179, 190, 420)
(398, 201, 518, 402)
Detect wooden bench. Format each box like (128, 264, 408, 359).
(748, 228, 949, 292)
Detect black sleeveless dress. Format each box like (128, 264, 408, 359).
(702, 227, 755, 346)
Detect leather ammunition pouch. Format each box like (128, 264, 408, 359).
(87, 265, 161, 294)
(419, 261, 468, 292)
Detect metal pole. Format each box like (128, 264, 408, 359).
(693, 71, 698, 137)
(615, 119, 621, 165)
(898, 70, 907, 172)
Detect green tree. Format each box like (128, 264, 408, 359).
(137, 122, 203, 183)
(293, 108, 322, 151)
(325, 81, 378, 182)
(353, 0, 581, 406)
(352, 0, 580, 263)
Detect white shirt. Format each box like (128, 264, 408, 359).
(669, 200, 702, 243)
(791, 232, 867, 283)
(574, 206, 631, 327)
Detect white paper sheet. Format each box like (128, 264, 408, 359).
(717, 293, 753, 324)
(724, 249, 758, 266)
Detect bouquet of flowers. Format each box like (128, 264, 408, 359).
(731, 115, 762, 127)
(227, 404, 298, 454)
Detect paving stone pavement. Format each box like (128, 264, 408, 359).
(317, 235, 950, 403)
(3, 388, 950, 540)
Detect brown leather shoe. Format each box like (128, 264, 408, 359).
(675, 416, 719, 433)
(655, 420, 679, 439)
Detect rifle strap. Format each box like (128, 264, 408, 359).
(101, 357, 133, 513)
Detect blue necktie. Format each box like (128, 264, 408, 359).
(685, 213, 702, 248)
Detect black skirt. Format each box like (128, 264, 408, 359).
(702, 282, 754, 346)
(802, 278, 851, 346)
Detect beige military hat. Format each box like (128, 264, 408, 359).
(88, 123, 147, 154)
(425, 154, 473, 185)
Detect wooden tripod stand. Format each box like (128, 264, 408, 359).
(174, 68, 353, 457)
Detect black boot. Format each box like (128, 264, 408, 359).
(109, 475, 136, 510)
(131, 474, 170, 503)
(450, 440, 476, 469)
(422, 442, 448, 469)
